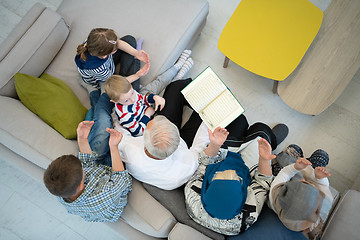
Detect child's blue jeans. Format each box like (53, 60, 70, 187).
(87, 91, 113, 166)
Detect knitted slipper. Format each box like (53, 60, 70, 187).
(284, 144, 304, 159)
(307, 149, 329, 168)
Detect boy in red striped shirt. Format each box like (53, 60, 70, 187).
(105, 75, 165, 136)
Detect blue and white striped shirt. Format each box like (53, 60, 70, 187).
(75, 53, 115, 87)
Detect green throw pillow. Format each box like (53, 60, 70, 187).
(15, 72, 87, 139)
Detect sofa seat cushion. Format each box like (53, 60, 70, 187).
(15, 73, 87, 139)
(143, 183, 225, 240)
(0, 96, 78, 169)
(226, 205, 307, 240)
(169, 223, 212, 240)
(114, 179, 176, 238)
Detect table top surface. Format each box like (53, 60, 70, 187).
(278, 0, 360, 115)
(218, 0, 323, 81)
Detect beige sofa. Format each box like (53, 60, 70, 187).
(0, 0, 211, 239)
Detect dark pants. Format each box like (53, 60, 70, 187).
(158, 79, 202, 147)
(112, 35, 140, 91)
(157, 79, 252, 148)
(224, 122, 278, 150)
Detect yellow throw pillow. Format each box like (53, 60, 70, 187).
(15, 72, 87, 139)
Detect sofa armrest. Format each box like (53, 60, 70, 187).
(351, 173, 360, 191)
(321, 190, 360, 240)
(113, 179, 176, 238)
(168, 223, 212, 240)
(0, 3, 69, 98)
(0, 3, 46, 62)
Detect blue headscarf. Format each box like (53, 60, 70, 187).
(201, 151, 251, 219)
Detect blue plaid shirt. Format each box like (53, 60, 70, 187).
(58, 152, 132, 222)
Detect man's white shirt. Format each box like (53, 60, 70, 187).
(116, 122, 210, 190)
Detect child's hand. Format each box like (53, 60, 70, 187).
(153, 95, 165, 111)
(314, 167, 331, 179)
(294, 158, 312, 170)
(106, 128, 123, 148)
(136, 50, 150, 63)
(77, 121, 94, 140)
(208, 127, 229, 148)
(136, 62, 150, 78)
(145, 106, 155, 117)
(258, 138, 276, 162)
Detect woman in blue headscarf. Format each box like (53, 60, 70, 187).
(184, 127, 276, 235)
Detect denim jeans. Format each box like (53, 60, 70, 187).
(87, 91, 113, 166)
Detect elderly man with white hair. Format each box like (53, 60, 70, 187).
(117, 114, 210, 190)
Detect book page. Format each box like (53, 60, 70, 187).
(181, 67, 226, 112)
(199, 90, 244, 131)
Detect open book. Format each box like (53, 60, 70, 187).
(181, 66, 245, 131)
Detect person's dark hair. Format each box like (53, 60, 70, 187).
(77, 28, 118, 61)
(43, 155, 83, 198)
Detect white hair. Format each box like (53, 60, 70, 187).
(143, 115, 180, 159)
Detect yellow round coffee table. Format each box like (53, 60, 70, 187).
(218, 0, 323, 91)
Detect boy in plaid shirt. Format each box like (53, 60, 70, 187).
(44, 121, 132, 222)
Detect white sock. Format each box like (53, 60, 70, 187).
(174, 57, 194, 80)
(174, 49, 192, 71)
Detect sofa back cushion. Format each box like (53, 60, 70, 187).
(0, 3, 69, 98)
(47, 0, 209, 109)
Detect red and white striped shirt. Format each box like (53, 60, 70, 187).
(114, 91, 155, 136)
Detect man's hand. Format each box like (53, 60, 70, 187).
(106, 128, 123, 148)
(144, 106, 155, 118)
(258, 138, 276, 161)
(77, 121, 94, 140)
(135, 50, 150, 63)
(294, 158, 312, 170)
(153, 95, 165, 111)
(314, 167, 331, 179)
